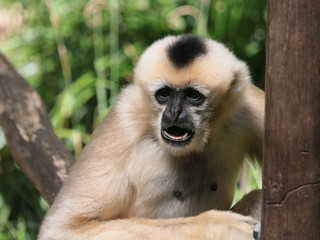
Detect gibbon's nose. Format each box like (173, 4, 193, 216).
(162, 97, 188, 124)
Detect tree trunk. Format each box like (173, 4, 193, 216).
(262, 0, 320, 239)
(0, 53, 75, 204)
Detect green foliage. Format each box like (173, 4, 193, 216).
(0, 0, 266, 238)
(0, 148, 47, 240)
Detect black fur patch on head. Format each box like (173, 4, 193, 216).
(167, 35, 207, 68)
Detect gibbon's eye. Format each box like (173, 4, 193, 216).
(187, 89, 201, 100)
(155, 87, 172, 104)
(186, 88, 204, 105)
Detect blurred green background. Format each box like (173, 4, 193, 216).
(0, 0, 265, 239)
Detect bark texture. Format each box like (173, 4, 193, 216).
(0, 53, 75, 204)
(263, 0, 320, 239)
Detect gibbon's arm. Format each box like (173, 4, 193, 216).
(38, 87, 257, 240)
(39, 157, 256, 240)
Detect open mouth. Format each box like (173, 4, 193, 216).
(161, 126, 194, 144)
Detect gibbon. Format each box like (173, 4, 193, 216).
(38, 35, 264, 240)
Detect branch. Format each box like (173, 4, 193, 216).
(0, 52, 75, 204)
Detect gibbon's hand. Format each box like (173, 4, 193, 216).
(197, 210, 257, 240)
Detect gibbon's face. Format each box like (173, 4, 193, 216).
(134, 35, 250, 155)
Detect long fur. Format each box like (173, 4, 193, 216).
(38, 35, 264, 240)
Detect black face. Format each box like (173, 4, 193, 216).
(155, 86, 205, 146)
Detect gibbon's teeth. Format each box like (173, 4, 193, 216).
(163, 131, 189, 140)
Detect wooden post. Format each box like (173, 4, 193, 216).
(262, 0, 320, 239)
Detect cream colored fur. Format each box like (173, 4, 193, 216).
(38, 35, 264, 240)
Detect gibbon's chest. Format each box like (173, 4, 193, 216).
(127, 144, 242, 219)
